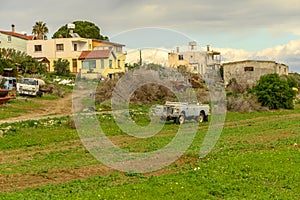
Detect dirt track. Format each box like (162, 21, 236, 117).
(0, 93, 73, 125)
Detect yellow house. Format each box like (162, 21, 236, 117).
(78, 49, 125, 79)
(27, 37, 126, 77)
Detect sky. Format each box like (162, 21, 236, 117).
(1, 0, 300, 72)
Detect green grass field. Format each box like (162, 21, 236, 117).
(0, 105, 299, 199)
(0, 99, 42, 120)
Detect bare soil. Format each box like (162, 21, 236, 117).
(0, 93, 73, 125)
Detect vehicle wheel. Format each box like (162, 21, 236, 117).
(197, 112, 205, 123)
(176, 114, 185, 125)
(160, 116, 167, 121)
(204, 115, 209, 122)
(37, 91, 43, 97)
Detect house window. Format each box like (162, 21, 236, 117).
(193, 65, 198, 71)
(178, 55, 184, 60)
(56, 44, 64, 51)
(34, 45, 42, 52)
(74, 44, 78, 51)
(116, 46, 122, 53)
(118, 60, 121, 68)
(101, 59, 105, 69)
(244, 66, 254, 71)
(82, 60, 96, 69)
(7, 36, 11, 42)
(109, 60, 113, 68)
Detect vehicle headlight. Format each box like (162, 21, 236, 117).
(174, 108, 179, 113)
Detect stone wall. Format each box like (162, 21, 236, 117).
(223, 60, 288, 87)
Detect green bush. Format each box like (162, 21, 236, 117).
(252, 73, 297, 109)
(53, 58, 70, 76)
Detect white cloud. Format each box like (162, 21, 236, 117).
(215, 39, 300, 72)
(125, 48, 169, 66)
(125, 40, 300, 73)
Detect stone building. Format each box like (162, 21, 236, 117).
(223, 60, 289, 87)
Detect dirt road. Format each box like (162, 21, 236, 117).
(0, 93, 73, 125)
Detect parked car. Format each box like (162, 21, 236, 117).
(17, 78, 45, 97)
(153, 101, 210, 124)
(0, 77, 17, 90)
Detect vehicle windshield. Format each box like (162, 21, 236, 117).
(166, 106, 174, 113)
(22, 79, 37, 85)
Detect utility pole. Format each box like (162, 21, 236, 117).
(139, 49, 142, 66)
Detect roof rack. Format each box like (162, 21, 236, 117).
(165, 101, 188, 106)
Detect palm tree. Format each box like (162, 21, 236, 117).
(32, 21, 49, 40)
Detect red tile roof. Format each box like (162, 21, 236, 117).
(79, 50, 111, 60)
(0, 31, 34, 40)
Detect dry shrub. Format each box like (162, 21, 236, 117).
(51, 86, 65, 98)
(95, 79, 119, 103)
(95, 78, 176, 104)
(68, 117, 77, 129)
(39, 84, 55, 93)
(196, 88, 210, 104)
(130, 84, 176, 104)
(94, 71, 208, 105)
(227, 94, 268, 112)
(189, 74, 205, 88)
(227, 78, 250, 94)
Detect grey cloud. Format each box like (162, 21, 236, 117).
(1, 0, 300, 35)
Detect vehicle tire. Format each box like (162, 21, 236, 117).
(204, 115, 209, 122)
(197, 112, 205, 123)
(176, 114, 185, 125)
(160, 116, 167, 121)
(37, 91, 43, 97)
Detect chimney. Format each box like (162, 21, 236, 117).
(207, 45, 210, 52)
(176, 47, 179, 53)
(189, 41, 197, 51)
(11, 24, 15, 32)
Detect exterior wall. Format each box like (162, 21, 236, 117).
(47, 58, 81, 72)
(27, 38, 126, 77)
(27, 38, 92, 72)
(223, 60, 289, 86)
(80, 53, 126, 79)
(168, 52, 189, 69)
(93, 40, 124, 54)
(168, 50, 221, 75)
(0, 33, 28, 52)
